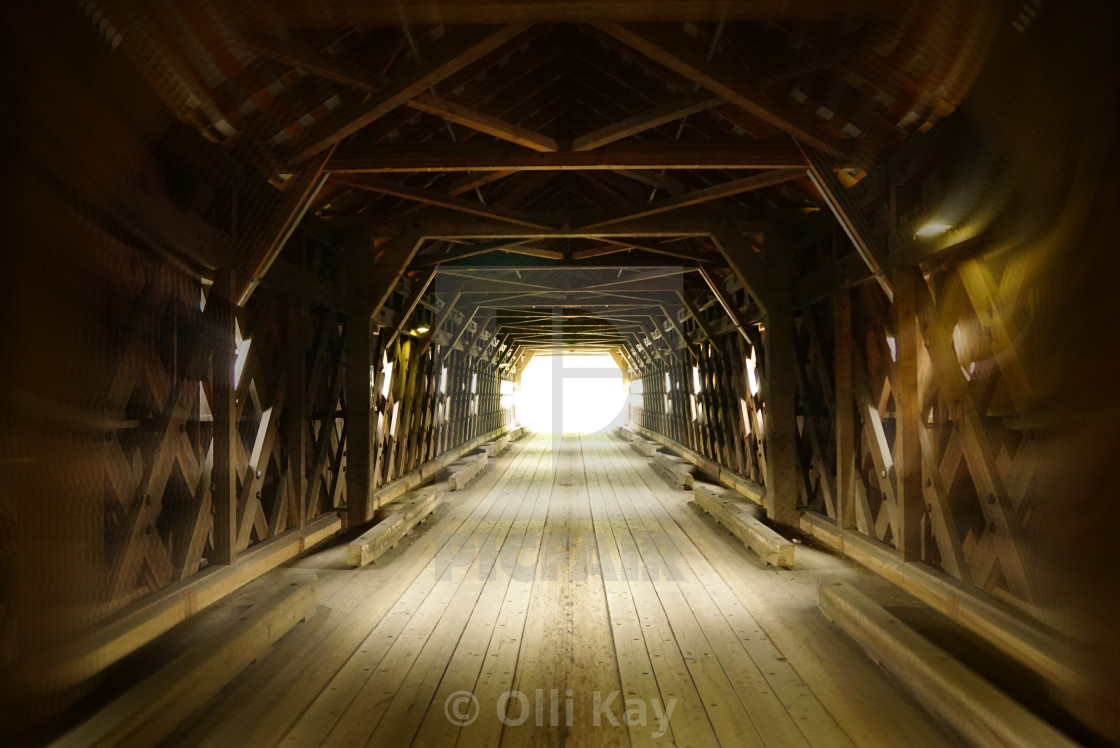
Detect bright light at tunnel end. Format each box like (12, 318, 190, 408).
(515, 354, 629, 434)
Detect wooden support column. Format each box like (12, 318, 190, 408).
(894, 267, 923, 560)
(762, 232, 800, 528)
(211, 270, 238, 565)
(834, 289, 856, 534)
(345, 234, 375, 528)
(286, 295, 309, 528)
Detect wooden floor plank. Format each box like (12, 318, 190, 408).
(315, 466, 536, 747)
(598, 444, 821, 748)
(585, 442, 721, 747)
(168, 438, 535, 748)
(372, 443, 552, 747)
(171, 433, 961, 748)
(499, 436, 628, 748)
(280, 441, 537, 747)
(608, 437, 956, 747)
(453, 437, 558, 748)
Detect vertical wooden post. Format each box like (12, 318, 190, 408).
(762, 232, 801, 528)
(345, 235, 374, 528)
(211, 269, 238, 565)
(286, 296, 308, 528)
(894, 267, 923, 560)
(834, 289, 855, 534)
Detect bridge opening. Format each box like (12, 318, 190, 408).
(515, 354, 628, 434)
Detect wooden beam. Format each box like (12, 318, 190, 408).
(447, 170, 517, 195)
(571, 238, 714, 263)
(238, 31, 379, 93)
(465, 311, 496, 356)
(415, 240, 533, 266)
(615, 169, 684, 196)
(572, 92, 722, 151)
(345, 235, 376, 528)
(286, 296, 309, 529)
(224, 1, 896, 26)
(710, 228, 770, 314)
(384, 267, 438, 349)
(676, 291, 717, 342)
(914, 276, 1035, 601)
(762, 231, 800, 528)
(409, 93, 558, 152)
(211, 270, 238, 565)
(334, 175, 554, 230)
(803, 148, 893, 299)
(288, 25, 529, 164)
(237, 146, 334, 306)
(326, 139, 816, 173)
(596, 22, 842, 156)
(658, 304, 696, 357)
(446, 306, 480, 352)
(417, 291, 463, 357)
(239, 32, 558, 154)
(581, 170, 800, 229)
(833, 289, 856, 534)
(893, 267, 923, 561)
(696, 265, 754, 342)
(956, 258, 1033, 411)
(371, 207, 751, 240)
(369, 235, 427, 319)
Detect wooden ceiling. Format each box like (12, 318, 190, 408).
(92, 0, 1009, 354)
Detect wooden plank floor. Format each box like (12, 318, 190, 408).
(171, 433, 957, 748)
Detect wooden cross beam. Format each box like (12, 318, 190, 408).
(696, 264, 756, 343)
(237, 145, 335, 306)
(579, 170, 800, 229)
(417, 291, 464, 357)
(446, 306, 480, 352)
(710, 228, 771, 315)
(384, 267, 438, 349)
(595, 22, 842, 157)
(370, 207, 757, 239)
(288, 24, 530, 164)
(408, 93, 558, 152)
(572, 92, 723, 151)
(222, 1, 896, 26)
(802, 146, 893, 299)
(570, 238, 718, 263)
(465, 310, 496, 356)
(326, 139, 814, 173)
(334, 175, 554, 230)
(676, 291, 718, 342)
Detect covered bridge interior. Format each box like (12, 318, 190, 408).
(2, 1, 1119, 746)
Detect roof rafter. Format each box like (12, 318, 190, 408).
(595, 22, 843, 156)
(287, 24, 530, 163)
(580, 169, 802, 229)
(333, 174, 554, 230)
(572, 92, 723, 151)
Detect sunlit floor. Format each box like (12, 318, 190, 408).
(170, 433, 955, 747)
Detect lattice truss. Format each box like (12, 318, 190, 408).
(793, 254, 1048, 608)
(99, 255, 349, 610)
